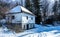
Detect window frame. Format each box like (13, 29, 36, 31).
(31, 17, 33, 20)
(26, 16, 28, 19)
(11, 16, 15, 19)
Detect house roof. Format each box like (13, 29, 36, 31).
(9, 6, 21, 12)
(6, 5, 34, 15)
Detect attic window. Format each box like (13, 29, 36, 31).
(12, 16, 15, 19)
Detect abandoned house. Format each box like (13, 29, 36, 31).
(5, 5, 35, 32)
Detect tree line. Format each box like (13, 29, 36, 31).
(0, 0, 60, 25)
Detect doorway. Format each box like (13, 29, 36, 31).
(26, 24, 29, 30)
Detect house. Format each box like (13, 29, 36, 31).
(5, 5, 35, 32)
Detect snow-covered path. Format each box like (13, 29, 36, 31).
(0, 24, 60, 37)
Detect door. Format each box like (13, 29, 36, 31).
(27, 24, 29, 30)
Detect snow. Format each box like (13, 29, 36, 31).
(0, 19, 6, 24)
(9, 6, 21, 12)
(9, 5, 33, 15)
(0, 24, 60, 37)
(20, 6, 32, 14)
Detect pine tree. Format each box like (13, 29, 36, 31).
(53, 1, 58, 22)
(40, 0, 49, 25)
(25, 0, 41, 24)
(25, 0, 32, 11)
(32, 0, 41, 24)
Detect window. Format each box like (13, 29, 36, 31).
(26, 16, 28, 19)
(27, 24, 29, 30)
(12, 16, 15, 19)
(31, 17, 33, 20)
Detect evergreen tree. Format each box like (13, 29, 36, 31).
(52, 0, 60, 25)
(25, 0, 32, 12)
(25, 0, 40, 24)
(32, 0, 40, 24)
(53, 0, 58, 22)
(40, 0, 49, 25)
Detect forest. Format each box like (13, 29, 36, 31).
(0, 0, 60, 37)
(0, 0, 60, 25)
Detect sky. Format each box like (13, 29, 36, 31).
(48, 0, 55, 3)
(51, 0, 54, 2)
(12, 0, 15, 1)
(47, 0, 55, 16)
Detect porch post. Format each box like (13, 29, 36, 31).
(25, 24, 27, 30)
(22, 23, 24, 29)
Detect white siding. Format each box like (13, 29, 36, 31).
(6, 13, 35, 24)
(6, 13, 22, 23)
(12, 13, 22, 23)
(6, 13, 35, 30)
(21, 13, 35, 24)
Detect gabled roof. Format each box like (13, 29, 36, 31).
(7, 5, 34, 15)
(9, 6, 21, 12)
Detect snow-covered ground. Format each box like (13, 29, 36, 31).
(0, 24, 60, 37)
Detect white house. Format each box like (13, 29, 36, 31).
(5, 5, 35, 30)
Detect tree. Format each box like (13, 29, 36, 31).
(25, 0, 32, 11)
(53, 1, 58, 21)
(25, 0, 41, 24)
(32, 0, 40, 24)
(0, 0, 18, 15)
(40, 0, 49, 25)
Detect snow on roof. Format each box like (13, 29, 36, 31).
(20, 6, 33, 15)
(9, 6, 21, 12)
(8, 5, 34, 15)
